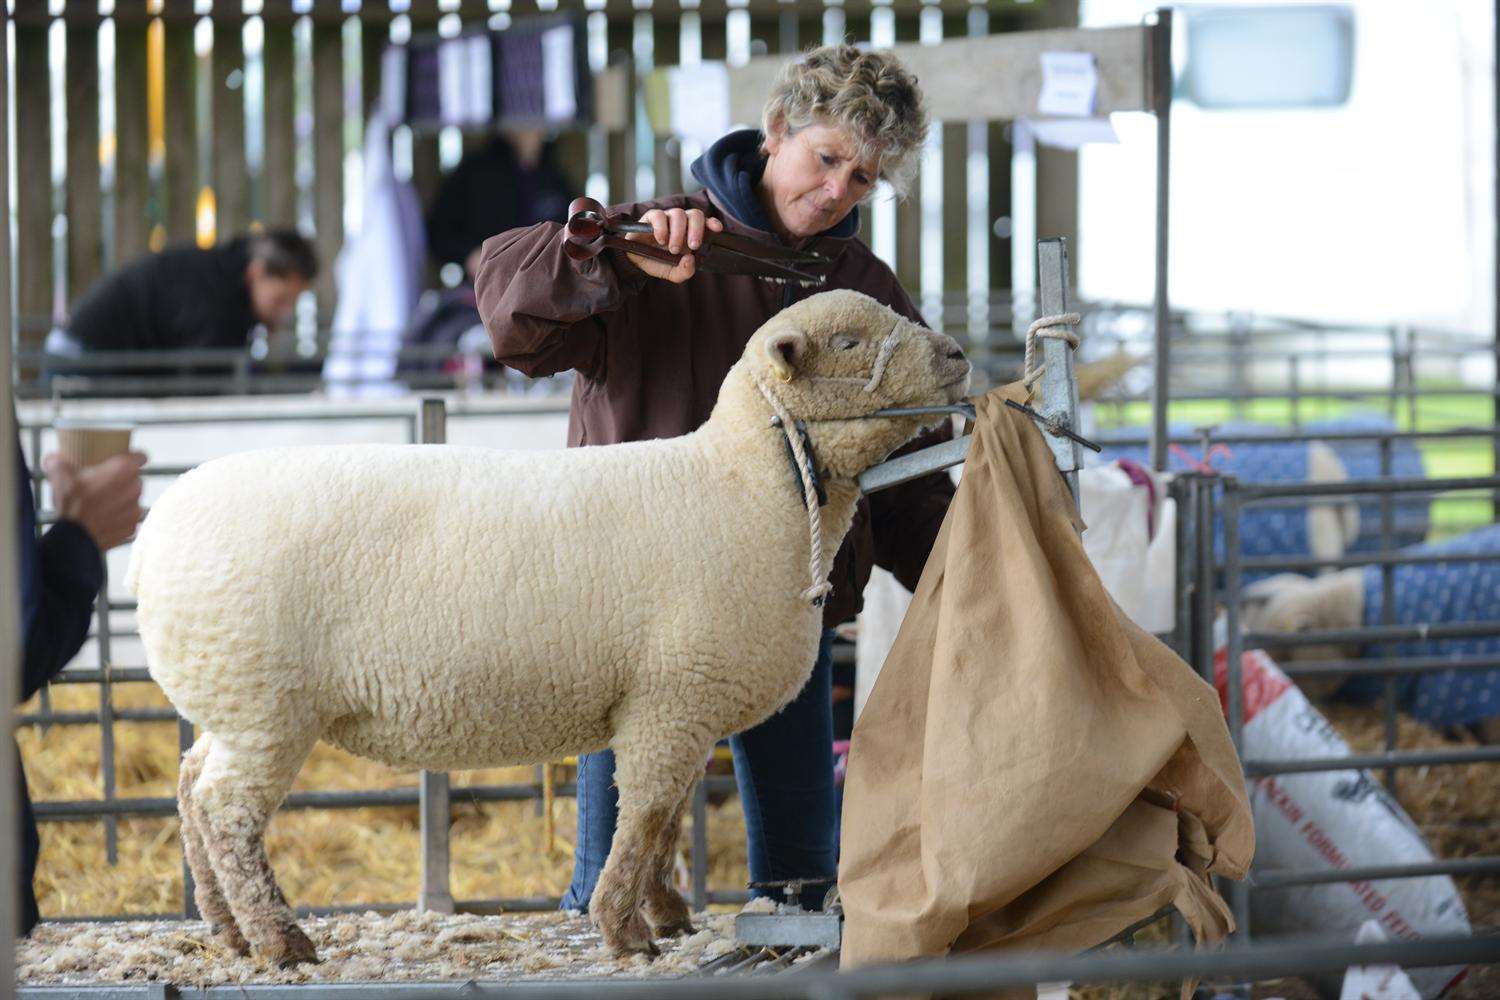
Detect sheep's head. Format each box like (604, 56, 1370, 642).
(726, 290, 970, 478)
(1239, 570, 1365, 696)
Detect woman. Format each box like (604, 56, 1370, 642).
(475, 44, 953, 914)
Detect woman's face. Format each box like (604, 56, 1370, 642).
(760, 123, 879, 240)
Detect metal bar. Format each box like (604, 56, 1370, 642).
(1253, 856, 1500, 890)
(0, 0, 20, 968)
(1279, 655, 1500, 678)
(1379, 437, 1397, 791)
(1221, 478, 1249, 941)
(858, 435, 970, 494)
(417, 398, 454, 915)
(1148, 7, 1172, 471)
(1244, 746, 1500, 777)
(1240, 549, 1500, 572)
(1036, 238, 1082, 498)
(17, 709, 180, 726)
(95, 565, 119, 865)
(1236, 475, 1500, 500)
(1246, 620, 1500, 648)
(16, 935, 1499, 998)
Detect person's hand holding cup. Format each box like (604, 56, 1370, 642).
(45, 422, 146, 552)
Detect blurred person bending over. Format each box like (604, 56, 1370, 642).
(49, 231, 317, 380)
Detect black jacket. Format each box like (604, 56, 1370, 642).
(14, 438, 104, 934)
(426, 137, 574, 271)
(67, 239, 258, 352)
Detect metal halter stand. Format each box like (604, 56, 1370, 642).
(730, 238, 1087, 959)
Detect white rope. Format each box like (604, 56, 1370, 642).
(1022, 312, 1081, 394)
(751, 325, 906, 606)
(755, 375, 834, 606)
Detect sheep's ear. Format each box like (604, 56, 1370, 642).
(764, 329, 809, 383)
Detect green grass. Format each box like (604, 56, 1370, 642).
(1096, 385, 1497, 538)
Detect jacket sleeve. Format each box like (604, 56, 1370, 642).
(15, 443, 103, 704)
(869, 423, 957, 592)
(869, 274, 956, 592)
(474, 221, 651, 380)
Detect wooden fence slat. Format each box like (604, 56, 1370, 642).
(212, 7, 249, 239)
(161, 7, 198, 245)
(262, 11, 297, 226)
(311, 11, 345, 318)
(67, 16, 105, 305)
(988, 120, 1009, 293)
(112, 15, 150, 268)
(407, 2, 442, 220)
(940, 120, 966, 301)
(15, 8, 54, 344)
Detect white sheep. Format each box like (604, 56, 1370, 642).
(1240, 524, 1500, 726)
(127, 290, 969, 966)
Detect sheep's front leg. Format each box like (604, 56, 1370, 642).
(192, 730, 319, 967)
(592, 731, 708, 958)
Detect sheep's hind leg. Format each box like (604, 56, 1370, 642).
(592, 731, 709, 958)
(178, 734, 248, 955)
(640, 792, 694, 938)
(192, 730, 319, 967)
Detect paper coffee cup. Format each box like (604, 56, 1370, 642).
(54, 421, 134, 469)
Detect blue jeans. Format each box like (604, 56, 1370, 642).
(562, 628, 838, 912)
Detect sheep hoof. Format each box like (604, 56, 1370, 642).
(601, 914, 661, 959)
(257, 924, 319, 967)
(210, 923, 250, 957)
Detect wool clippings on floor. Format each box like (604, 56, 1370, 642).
(17, 909, 742, 987)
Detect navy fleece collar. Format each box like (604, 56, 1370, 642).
(689, 129, 860, 240)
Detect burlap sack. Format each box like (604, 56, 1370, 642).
(839, 384, 1254, 975)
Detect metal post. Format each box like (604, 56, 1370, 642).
(417, 398, 454, 914)
(96, 564, 119, 865)
(1379, 437, 1398, 791)
(1195, 474, 1217, 684)
(179, 715, 197, 917)
(1169, 475, 1193, 659)
(1221, 477, 1251, 944)
(1148, 7, 1173, 471)
(1, 0, 21, 968)
(1035, 238, 1082, 499)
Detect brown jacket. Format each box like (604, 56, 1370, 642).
(474, 186, 954, 626)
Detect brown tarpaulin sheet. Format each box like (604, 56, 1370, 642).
(840, 384, 1255, 973)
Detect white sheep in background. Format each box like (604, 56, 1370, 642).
(1240, 523, 1500, 729)
(127, 290, 969, 966)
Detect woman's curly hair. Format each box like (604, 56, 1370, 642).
(760, 44, 929, 198)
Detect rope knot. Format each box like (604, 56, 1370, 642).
(1022, 312, 1082, 395)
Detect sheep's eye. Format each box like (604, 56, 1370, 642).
(833, 337, 860, 351)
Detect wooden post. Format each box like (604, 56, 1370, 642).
(261, 2, 297, 227)
(14, 2, 53, 350)
(212, 3, 249, 240)
(66, 11, 105, 304)
(162, 1, 199, 245)
(113, 12, 151, 267)
(311, 3, 345, 321)
(407, 1, 442, 219)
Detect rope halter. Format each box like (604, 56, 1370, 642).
(753, 324, 907, 606)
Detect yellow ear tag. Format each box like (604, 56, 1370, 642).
(777, 368, 794, 384)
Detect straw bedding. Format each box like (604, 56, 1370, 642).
(15, 682, 1497, 996)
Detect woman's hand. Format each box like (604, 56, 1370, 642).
(620, 208, 725, 283)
